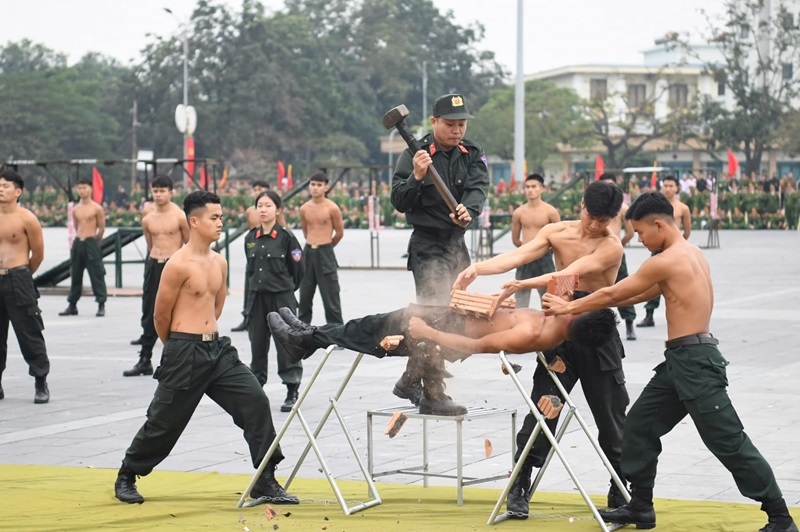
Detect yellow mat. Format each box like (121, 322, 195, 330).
(0, 464, 788, 531)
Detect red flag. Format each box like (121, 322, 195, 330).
(650, 160, 659, 189)
(199, 166, 208, 189)
(286, 164, 293, 189)
(727, 149, 739, 177)
(277, 160, 286, 188)
(185, 137, 195, 182)
(219, 165, 228, 189)
(594, 154, 605, 180)
(91, 167, 104, 204)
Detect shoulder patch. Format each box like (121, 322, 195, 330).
(291, 248, 303, 262)
(480, 154, 488, 167)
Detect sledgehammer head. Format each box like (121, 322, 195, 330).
(382, 105, 410, 130)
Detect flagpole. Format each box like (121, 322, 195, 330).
(513, 0, 525, 188)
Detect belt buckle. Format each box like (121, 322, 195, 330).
(0, 268, 8, 275)
(310, 244, 319, 249)
(201, 333, 214, 342)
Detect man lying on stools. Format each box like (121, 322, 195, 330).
(267, 301, 617, 416)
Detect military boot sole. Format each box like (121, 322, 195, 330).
(123, 367, 154, 377)
(418, 397, 467, 416)
(635, 319, 655, 328)
(598, 506, 656, 529)
(268, 313, 315, 363)
(34, 394, 50, 404)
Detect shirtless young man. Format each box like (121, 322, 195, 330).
(543, 192, 797, 532)
(510, 173, 560, 308)
(0, 169, 51, 404)
(598, 173, 637, 340)
(298, 171, 345, 325)
(59, 178, 108, 317)
(124, 175, 189, 377)
(114, 191, 297, 506)
(454, 180, 629, 518)
(232, 180, 284, 332)
(638, 175, 691, 328)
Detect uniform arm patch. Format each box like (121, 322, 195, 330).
(291, 248, 303, 262)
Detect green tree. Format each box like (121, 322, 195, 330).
(682, 0, 800, 174)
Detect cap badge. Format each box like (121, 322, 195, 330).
(451, 96, 464, 107)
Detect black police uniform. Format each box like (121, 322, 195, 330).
(0, 266, 50, 380)
(298, 243, 342, 325)
(622, 337, 782, 503)
(514, 250, 556, 308)
(121, 333, 285, 475)
(67, 237, 107, 306)
(245, 225, 304, 387)
(615, 252, 637, 322)
(139, 257, 168, 355)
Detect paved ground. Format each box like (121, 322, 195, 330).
(1, 227, 799, 508)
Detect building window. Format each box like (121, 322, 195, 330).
(627, 84, 647, 108)
(590, 79, 607, 101)
(783, 63, 793, 80)
(668, 83, 689, 107)
(717, 81, 726, 96)
(740, 24, 750, 39)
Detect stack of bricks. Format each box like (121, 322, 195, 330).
(449, 289, 516, 319)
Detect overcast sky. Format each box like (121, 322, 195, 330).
(2, 0, 724, 75)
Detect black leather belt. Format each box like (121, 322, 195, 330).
(150, 257, 169, 264)
(0, 265, 30, 276)
(306, 243, 332, 250)
(665, 333, 718, 349)
(169, 332, 219, 342)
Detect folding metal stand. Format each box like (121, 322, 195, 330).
(235, 346, 382, 515)
(487, 351, 629, 530)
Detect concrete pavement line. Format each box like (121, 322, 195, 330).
(716, 286, 800, 307)
(0, 409, 143, 445)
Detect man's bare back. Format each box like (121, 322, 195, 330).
(300, 198, 344, 247)
(143, 202, 189, 260)
(73, 200, 105, 240)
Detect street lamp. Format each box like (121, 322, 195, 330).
(164, 7, 196, 190)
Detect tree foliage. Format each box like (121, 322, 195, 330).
(683, 0, 800, 174)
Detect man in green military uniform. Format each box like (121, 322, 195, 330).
(543, 192, 797, 532)
(390, 93, 489, 416)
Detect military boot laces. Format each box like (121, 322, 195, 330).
(114, 467, 144, 504)
(123, 356, 154, 377)
(393, 372, 423, 406)
(34, 376, 49, 404)
(251, 464, 299, 504)
(418, 378, 467, 416)
(280, 384, 300, 413)
(607, 482, 628, 509)
(506, 467, 532, 519)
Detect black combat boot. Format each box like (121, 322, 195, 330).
(607, 480, 629, 509)
(0, 374, 4, 400)
(59, 304, 78, 316)
(636, 310, 654, 327)
(34, 376, 49, 404)
(231, 317, 248, 332)
(278, 307, 315, 335)
(625, 320, 637, 341)
(598, 486, 655, 529)
(760, 498, 799, 532)
(123, 351, 154, 377)
(418, 355, 467, 416)
(268, 312, 317, 363)
(506, 464, 533, 518)
(251, 463, 299, 504)
(393, 355, 423, 406)
(130, 336, 143, 346)
(96, 303, 105, 317)
(114, 466, 145, 504)
(281, 383, 300, 412)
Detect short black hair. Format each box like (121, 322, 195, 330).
(0, 168, 24, 190)
(183, 190, 220, 219)
(309, 171, 328, 184)
(76, 177, 93, 187)
(583, 181, 623, 218)
(254, 189, 283, 210)
(568, 309, 618, 347)
(626, 192, 674, 221)
(662, 175, 679, 186)
(151, 175, 173, 190)
(253, 180, 270, 189)
(526, 173, 545, 185)
(598, 172, 617, 183)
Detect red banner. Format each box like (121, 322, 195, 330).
(727, 149, 739, 177)
(91, 167, 104, 204)
(185, 137, 195, 182)
(594, 154, 605, 180)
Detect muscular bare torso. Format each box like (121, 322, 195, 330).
(657, 241, 713, 338)
(166, 248, 226, 334)
(301, 199, 341, 246)
(513, 202, 559, 245)
(73, 200, 104, 240)
(549, 222, 621, 292)
(0, 207, 40, 270)
(143, 203, 188, 259)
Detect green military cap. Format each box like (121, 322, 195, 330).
(432, 93, 473, 119)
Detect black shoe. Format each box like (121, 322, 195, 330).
(114, 466, 144, 504)
(34, 376, 49, 404)
(130, 337, 143, 346)
(251, 464, 299, 504)
(626, 320, 637, 341)
(598, 502, 656, 529)
(59, 304, 78, 316)
(393, 374, 423, 406)
(231, 318, 248, 332)
(607, 482, 628, 509)
(268, 312, 316, 363)
(760, 499, 799, 532)
(506, 466, 533, 519)
(96, 303, 105, 317)
(280, 384, 299, 413)
(418, 382, 467, 416)
(636, 312, 654, 328)
(123, 358, 154, 377)
(0, 383, 4, 400)
(278, 307, 314, 334)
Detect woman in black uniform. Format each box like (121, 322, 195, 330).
(245, 190, 304, 411)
